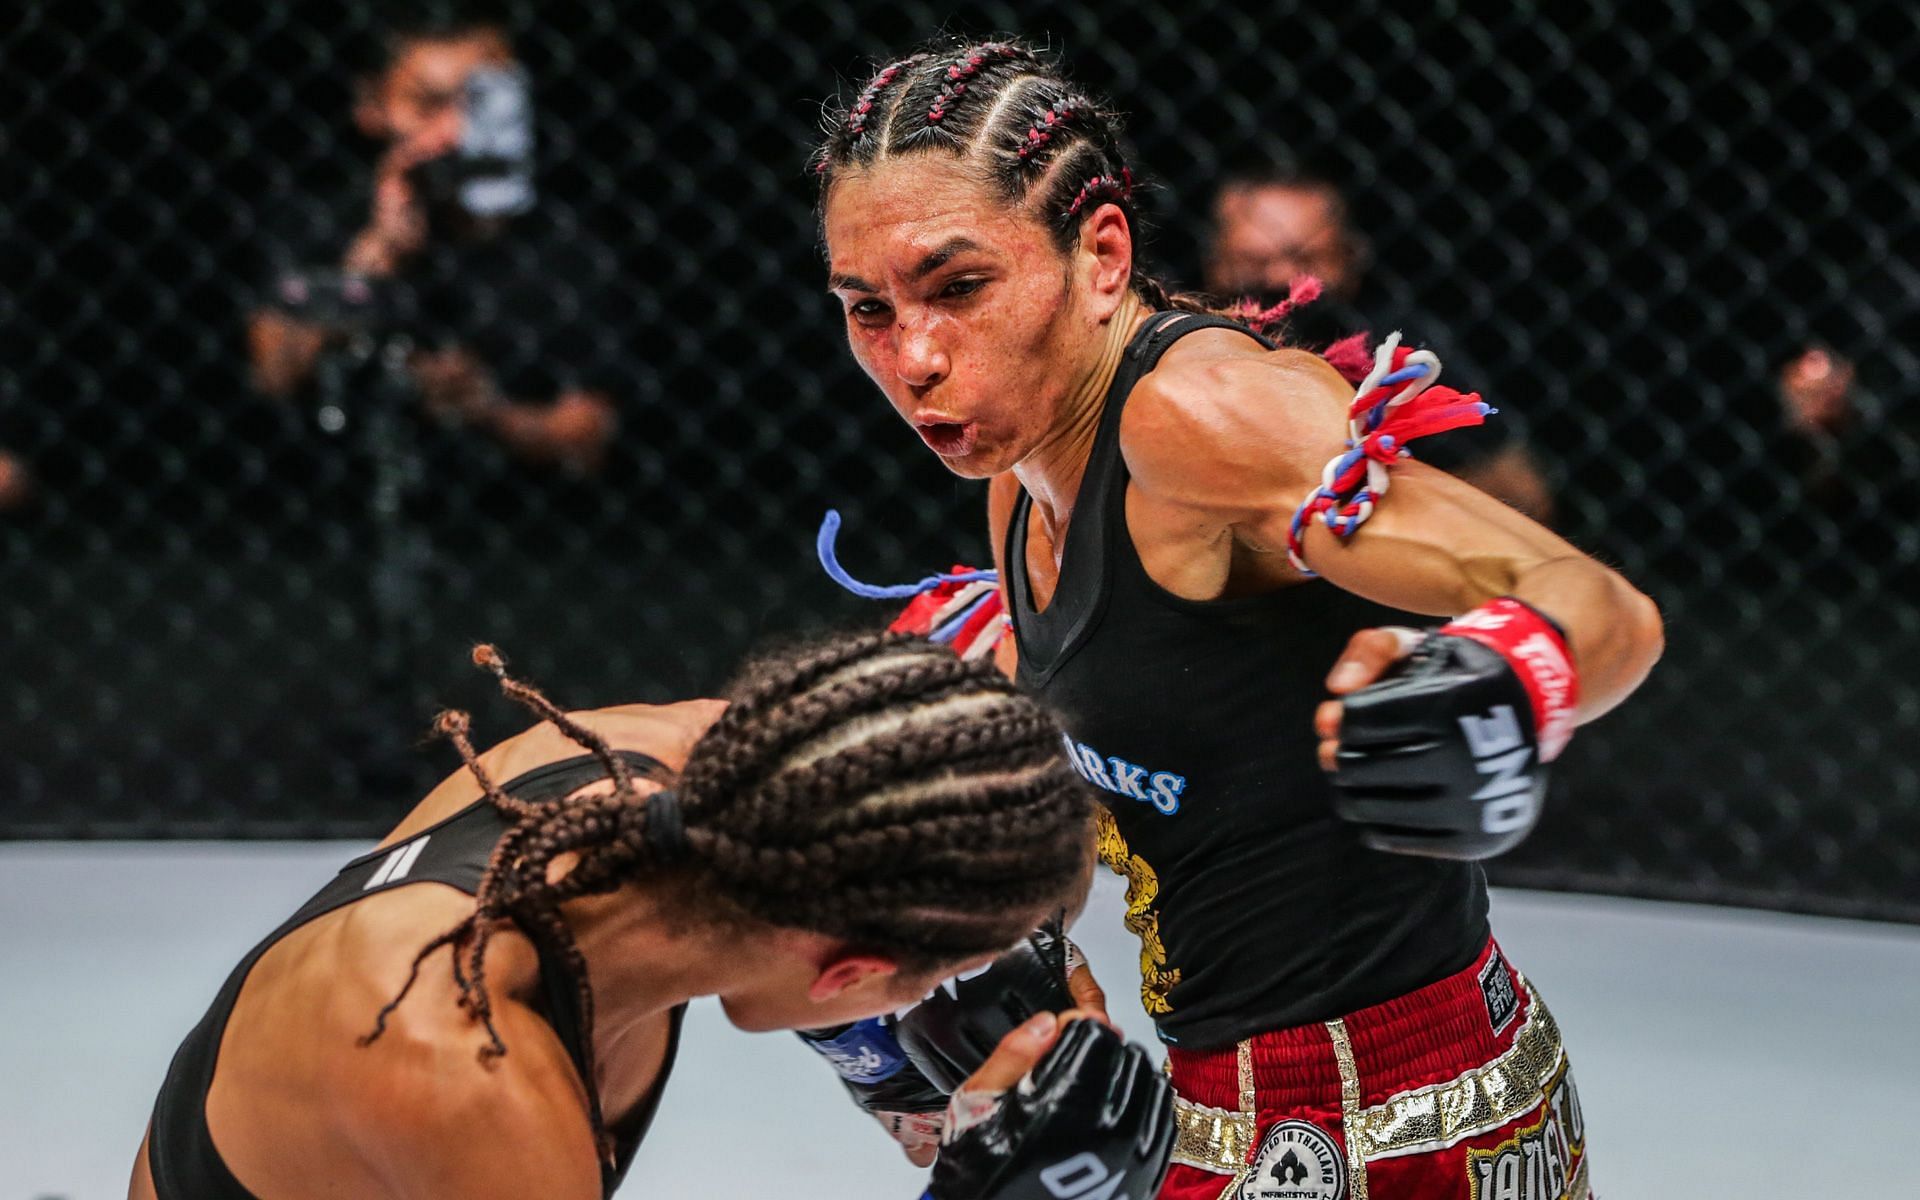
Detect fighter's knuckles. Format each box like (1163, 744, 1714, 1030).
(1066, 965, 1108, 1023)
(1314, 699, 1344, 740)
(964, 1012, 1060, 1093)
(1326, 628, 1402, 692)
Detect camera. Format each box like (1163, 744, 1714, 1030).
(264, 267, 411, 330)
(409, 64, 536, 219)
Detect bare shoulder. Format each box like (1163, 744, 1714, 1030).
(508, 698, 724, 774)
(346, 1000, 603, 1199)
(577, 698, 728, 764)
(1119, 330, 1352, 515)
(399, 698, 724, 836)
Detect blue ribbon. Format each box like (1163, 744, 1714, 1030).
(817, 509, 998, 599)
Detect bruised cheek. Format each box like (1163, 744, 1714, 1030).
(847, 328, 906, 406)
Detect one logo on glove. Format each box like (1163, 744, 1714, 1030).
(1039, 1152, 1135, 1200)
(1458, 705, 1539, 837)
(1238, 1120, 1346, 1200)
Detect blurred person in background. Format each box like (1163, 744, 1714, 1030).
(240, 8, 637, 790)
(0, 448, 32, 511)
(247, 10, 617, 472)
(1768, 260, 1920, 580)
(1204, 163, 1554, 522)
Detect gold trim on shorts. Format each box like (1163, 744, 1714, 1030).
(1325, 1017, 1371, 1200)
(1348, 978, 1566, 1161)
(1168, 975, 1569, 1184)
(1169, 1094, 1258, 1176)
(1168, 1040, 1262, 1192)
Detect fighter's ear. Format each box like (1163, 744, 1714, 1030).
(1078, 202, 1135, 316)
(808, 951, 900, 1002)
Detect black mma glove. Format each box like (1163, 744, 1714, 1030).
(798, 1018, 949, 1162)
(1333, 597, 1579, 860)
(923, 1019, 1174, 1200)
(896, 916, 1078, 1094)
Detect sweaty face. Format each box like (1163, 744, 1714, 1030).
(1207, 184, 1357, 300)
(824, 160, 1094, 479)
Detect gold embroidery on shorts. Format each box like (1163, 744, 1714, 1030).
(1093, 808, 1181, 1014)
(1325, 1018, 1370, 1200)
(1462, 1056, 1588, 1200)
(1170, 1094, 1258, 1176)
(1350, 981, 1568, 1161)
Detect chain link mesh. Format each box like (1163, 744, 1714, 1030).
(5, 1, 1917, 919)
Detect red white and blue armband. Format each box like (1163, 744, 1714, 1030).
(1287, 331, 1494, 574)
(816, 509, 1010, 661)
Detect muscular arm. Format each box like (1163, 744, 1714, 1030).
(1123, 347, 1662, 722)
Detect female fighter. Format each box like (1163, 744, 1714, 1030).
(814, 39, 1663, 1200)
(130, 633, 1174, 1199)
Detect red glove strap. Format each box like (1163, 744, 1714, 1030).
(1441, 598, 1579, 761)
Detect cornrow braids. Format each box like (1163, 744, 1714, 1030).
(815, 35, 1221, 319)
(923, 41, 1028, 126)
(837, 51, 930, 152)
(1012, 92, 1096, 166)
(1065, 169, 1133, 218)
(365, 633, 1091, 1161)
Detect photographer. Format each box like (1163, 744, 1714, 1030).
(248, 14, 618, 473)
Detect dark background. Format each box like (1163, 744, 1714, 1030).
(5, 1, 1917, 918)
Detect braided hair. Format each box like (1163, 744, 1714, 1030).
(364, 633, 1091, 1152)
(813, 36, 1224, 321)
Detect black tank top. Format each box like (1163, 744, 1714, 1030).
(145, 752, 685, 1200)
(1006, 312, 1488, 1049)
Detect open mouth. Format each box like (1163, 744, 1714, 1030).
(916, 421, 978, 458)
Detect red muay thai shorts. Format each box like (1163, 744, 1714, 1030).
(1159, 940, 1588, 1200)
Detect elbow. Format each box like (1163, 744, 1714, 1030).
(1615, 580, 1665, 688)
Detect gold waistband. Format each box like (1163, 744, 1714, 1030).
(1349, 981, 1564, 1160)
(1169, 980, 1566, 1175)
(1170, 1093, 1260, 1175)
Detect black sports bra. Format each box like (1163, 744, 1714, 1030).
(144, 751, 684, 1199)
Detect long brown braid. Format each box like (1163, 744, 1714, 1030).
(814, 36, 1246, 326)
(362, 632, 1092, 1152)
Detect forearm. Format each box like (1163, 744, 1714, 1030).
(1297, 465, 1662, 724)
(478, 393, 615, 469)
(1507, 555, 1663, 721)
